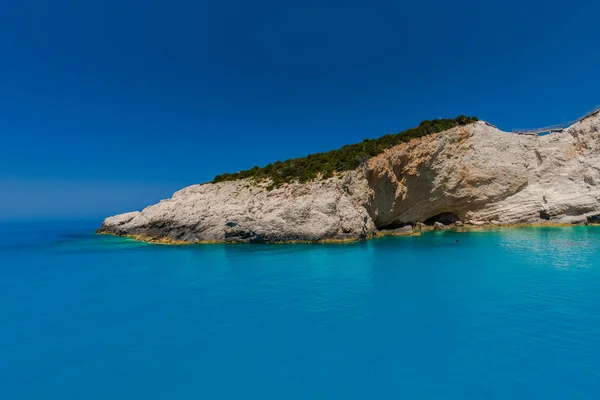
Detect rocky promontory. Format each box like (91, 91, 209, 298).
(99, 109, 600, 243)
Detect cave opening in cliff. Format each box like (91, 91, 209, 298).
(539, 210, 551, 220)
(378, 220, 410, 230)
(424, 212, 459, 226)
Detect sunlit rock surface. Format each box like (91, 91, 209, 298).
(99, 111, 600, 243)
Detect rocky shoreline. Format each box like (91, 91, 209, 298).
(99, 110, 600, 244)
(98, 220, 600, 245)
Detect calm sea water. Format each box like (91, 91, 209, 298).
(2, 220, 600, 399)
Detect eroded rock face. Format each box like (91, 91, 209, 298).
(366, 121, 533, 226)
(99, 172, 376, 243)
(99, 111, 600, 243)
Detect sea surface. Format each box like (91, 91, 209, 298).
(2, 220, 600, 399)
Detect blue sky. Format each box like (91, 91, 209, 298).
(1, 0, 599, 219)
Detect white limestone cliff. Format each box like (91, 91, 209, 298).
(99, 110, 600, 243)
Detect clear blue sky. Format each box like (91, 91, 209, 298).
(1, 0, 599, 219)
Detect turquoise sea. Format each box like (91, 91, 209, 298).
(2, 220, 600, 399)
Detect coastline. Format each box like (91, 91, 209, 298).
(96, 230, 367, 245)
(96, 222, 600, 246)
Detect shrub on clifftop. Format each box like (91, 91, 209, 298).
(212, 115, 478, 189)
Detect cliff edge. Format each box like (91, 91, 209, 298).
(99, 110, 600, 243)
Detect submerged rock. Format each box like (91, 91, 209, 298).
(99, 110, 600, 243)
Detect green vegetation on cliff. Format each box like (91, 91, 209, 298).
(213, 115, 478, 189)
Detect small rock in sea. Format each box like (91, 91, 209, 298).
(392, 225, 413, 235)
(434, 222, 446, 230)
(414, 222, 427, 232)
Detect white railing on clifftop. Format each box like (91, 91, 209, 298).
(512, 104, 600, 136)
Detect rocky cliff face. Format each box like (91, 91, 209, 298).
(99, 111, 600, 243)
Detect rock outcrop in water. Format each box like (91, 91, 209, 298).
(99, 110, 600, 243)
